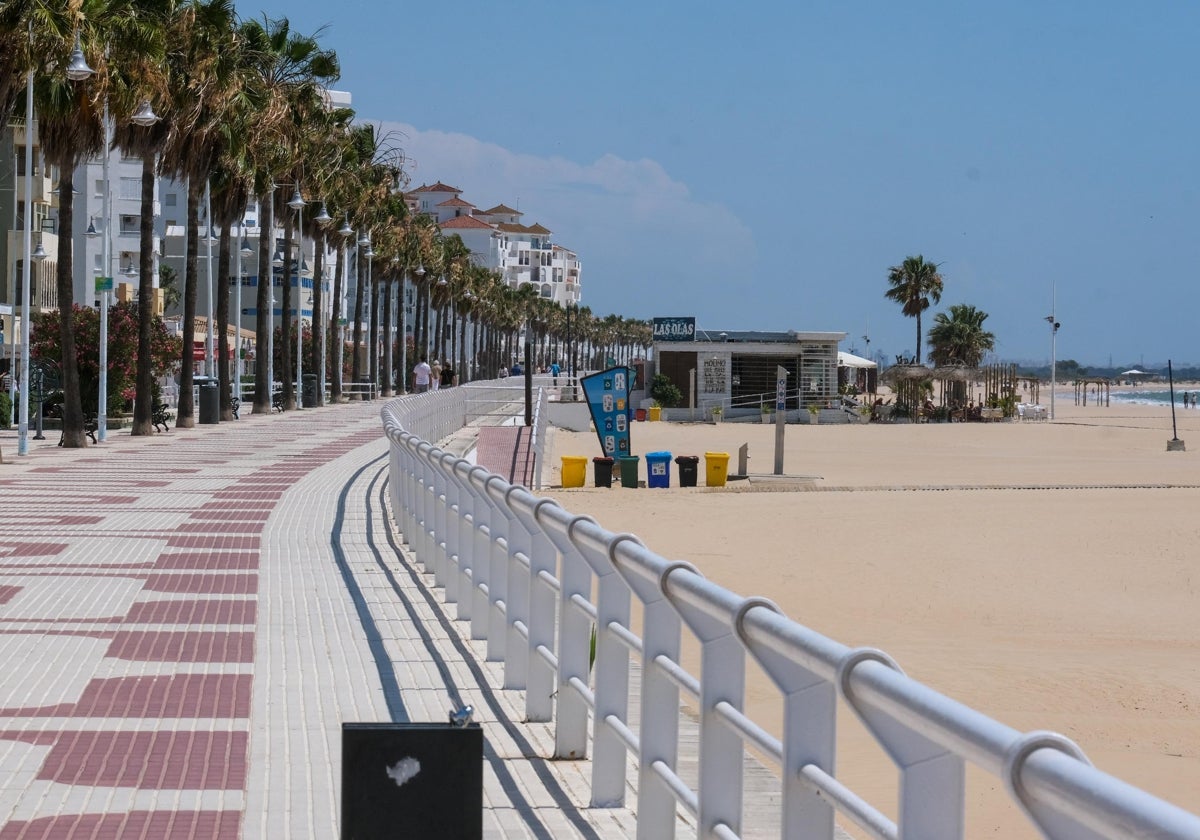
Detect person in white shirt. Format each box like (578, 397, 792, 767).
(413, 356, 432, 393)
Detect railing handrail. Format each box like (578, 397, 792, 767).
(379, 391, 1200, 840)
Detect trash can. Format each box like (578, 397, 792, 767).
(593, 456, 614, 488)
(705, 451, 730, 487)
(635, 408, 647, 422)
(675, 455, 699, 487)
(617, 455, 640, 488)
(302, 373, 317, 407)
(645, 451, 672, 488)
(561, 456, 587, 488)
(648, 406, 662, 421)
(198, 379, 219, 425)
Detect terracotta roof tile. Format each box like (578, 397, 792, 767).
(495, 222, 531, 234)
(437, 197, 475, 207)
(413, 181, 462, 194)
(526, 223, 552, 234)
(440, 215, 496, 230)
(481, 203, 521, 216)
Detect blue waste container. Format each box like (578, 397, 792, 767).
(645, 450, 672, 488)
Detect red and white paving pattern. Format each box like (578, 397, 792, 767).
(0, 404, 648, 840)
(0, 407, 384, 839)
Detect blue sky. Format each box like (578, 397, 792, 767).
(244, 1, 1200, 367)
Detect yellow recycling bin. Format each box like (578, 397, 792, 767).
(561, 456, 587, 488)
(648, 406, 662, 421)
(704, 451, 730, 487)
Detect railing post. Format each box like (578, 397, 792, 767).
(444, 460, 474, 607)
(430, 451, 449, 581)
(612, 553, 694, 840)
(514, 499, 561, 722)
(737, 600, 836, 840)
(435, 451, 464, 591)
(669, 575, 745, 840)
(575, 531, 636, 807)
(838, 650, 964, 840)
(501, 487, 529, 690)
(469, 470, 492, 639)
(544, 516, 595, 760)
(484, 477, 510, 662)
(414, 442, 437, 567)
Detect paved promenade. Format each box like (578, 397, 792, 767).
(0, 403, 640, 839)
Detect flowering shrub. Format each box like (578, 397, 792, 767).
(30, 303, 182, 416)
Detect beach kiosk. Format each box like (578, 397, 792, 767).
(650, 319, 846, 420)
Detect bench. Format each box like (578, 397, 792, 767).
(152, 401, 172, 433)
(272, 390, 285, 412)
(49, 405, 97, 445)
(231, 395, 240, 420)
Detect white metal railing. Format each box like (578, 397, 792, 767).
(379, 393, 1200, 840)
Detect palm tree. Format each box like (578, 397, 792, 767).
(159, 0, 241, 428)
(239, 14, 339, 413)
(884, 255, 944, 365)
(927, 304, 995, 367)
(32, 10, 116, 447)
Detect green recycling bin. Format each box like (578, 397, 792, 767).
(617, 455, 640, 488)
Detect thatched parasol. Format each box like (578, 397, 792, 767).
(881, 364, 934, 385)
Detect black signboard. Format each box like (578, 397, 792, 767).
(652, 317, 696, 342)
(342, 722, 483, 839)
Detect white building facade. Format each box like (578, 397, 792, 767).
(407, 183, 582, 307)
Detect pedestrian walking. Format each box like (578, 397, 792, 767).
(413, 356, 432, 393)
(430, 359, 442, 391)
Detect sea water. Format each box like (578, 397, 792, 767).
(1109, 389, 1195, 407)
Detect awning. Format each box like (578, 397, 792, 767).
(838, 351, 877, 369)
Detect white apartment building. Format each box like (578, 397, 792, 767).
(71, 150, 162, 313)
(408, 182, 582, 307)
(2, 120, 62, 357)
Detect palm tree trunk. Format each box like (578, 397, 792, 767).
(368, 274, 380, 392)
(457, 310, 467, 383)
(252, 191, 273, 413)
(216, 223, 233, 419)
(280, 215, 294, 410)
(381, 270, 393, 396)
(177, 180, 201, 428)
(330, 241, 344, 402)
(55, 174, 86, 446)
(132, 155, 156, 436)
(312, 230, 324, 406)
(916, 311, 923, 365)
(351, 247, 365, 396)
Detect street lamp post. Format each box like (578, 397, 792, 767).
(288, 187, 306, 407)
(18, 29, 92, 454)
(312, 202, 331, 406)
(236, 229, 252, 405)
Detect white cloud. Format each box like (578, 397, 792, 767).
(373, 121, 756, 317)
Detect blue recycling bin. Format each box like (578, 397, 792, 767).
(645, 450, 672, 489)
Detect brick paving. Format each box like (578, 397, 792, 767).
(474, 426, 536, 486)
(0, 404, 644, 839)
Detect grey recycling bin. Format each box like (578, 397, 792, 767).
(197, 377, 219, 424)
(302, 374, 318, 408)
(342, 722, 482, 839)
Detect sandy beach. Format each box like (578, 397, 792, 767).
(543, 387, 1200, 837)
